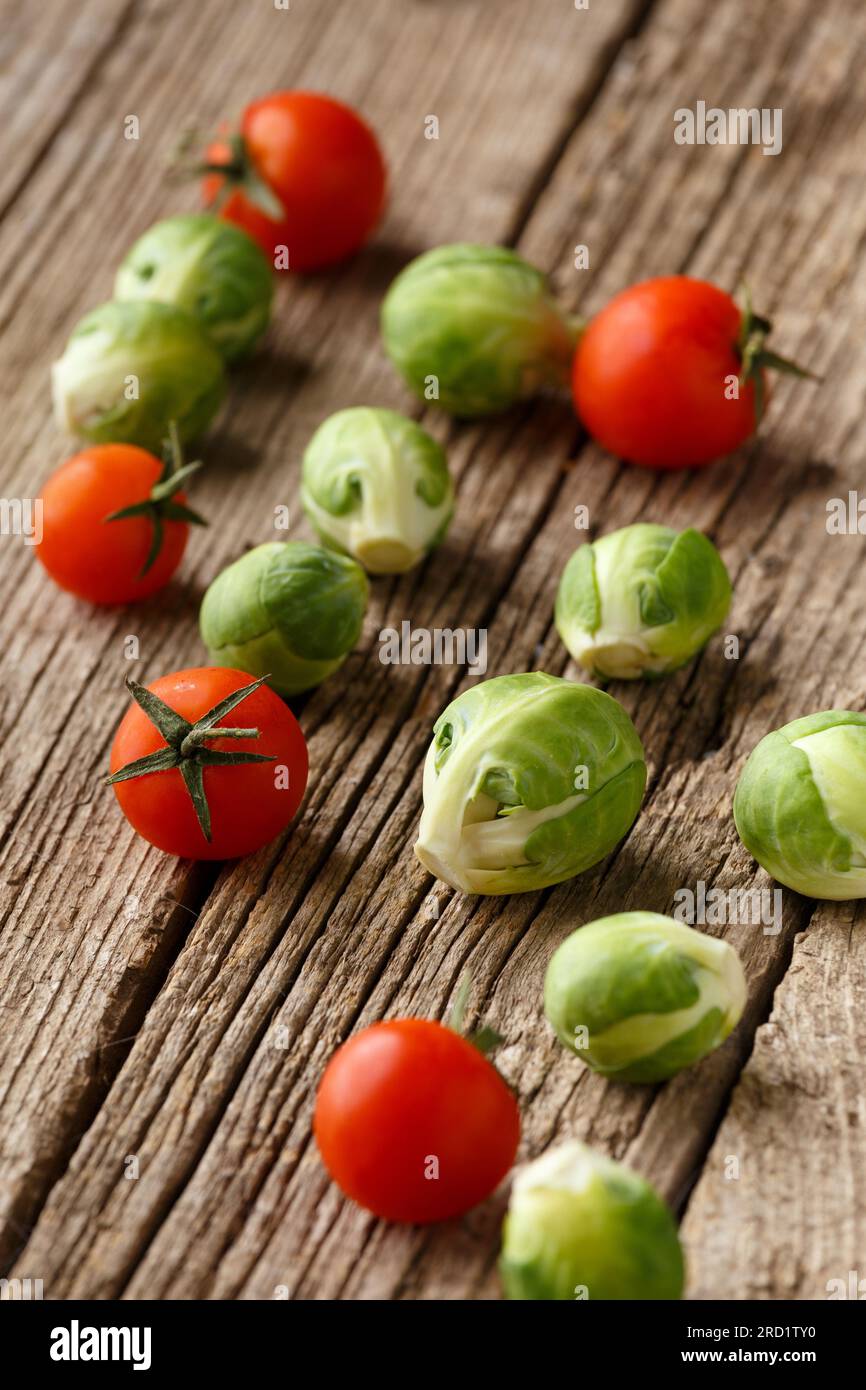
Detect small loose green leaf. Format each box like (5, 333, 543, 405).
(466, 1025, 504, 1055)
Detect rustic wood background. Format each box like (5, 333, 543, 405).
(1, 0, 864, 1301)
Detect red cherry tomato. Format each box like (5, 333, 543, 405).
(109, 667, 308, 859)
(36, 445, 193, 603)
(573, 276, 764, 469)
(314, 1019, 520, 1223)
(203, 91, 387, 273)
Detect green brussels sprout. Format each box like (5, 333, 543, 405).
(500, 1141, 685, 1300)
(544, 912, 746, 1083)
(301, 407, 453, 574)
(381, 244, 579, 416)
(114, 214, 273, 363)
(555, 523, 731, 680)
(733, 710, 866, 900)
(414, 671, 646, 895)
(52, 300, 225, 451)
(199, 541, 368, 697)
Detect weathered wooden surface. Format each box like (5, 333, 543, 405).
(0, 0, 863, 1300)
(682, 906, 866, 1301)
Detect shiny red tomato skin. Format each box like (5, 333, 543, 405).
(36, 445, 187, 603)
(314, 1019, 521, 1224)
(573, 276, 764, 469)
(110, 668, 308, 859)
(204, 91, 387, 272)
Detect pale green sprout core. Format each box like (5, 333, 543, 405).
(301, 407, 454, 574)
(414, 672, 646, 895)
(544, 912, 746, 1083)
(733, 710, 866, 900)
(115, 214, 273, 363)
(381, 244, 579, 417)
(52, 300, 226, 451)
(555, 523, 732, 680)
(500, 1140, 685, 1301)
(199, 541, 368, 697)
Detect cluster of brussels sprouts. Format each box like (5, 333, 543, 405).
(52, 214, 276, 450)
(196, 405, 456, 694)
(490, 905, 749, 1300)
(495, 933, 748, 1299)
(51, 211, 465, 692)
(485, 698, 866, 1299)
(412, 514, 735, 893)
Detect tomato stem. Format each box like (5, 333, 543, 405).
(180, 725, 258, 753)
(736, 283, 820, 423)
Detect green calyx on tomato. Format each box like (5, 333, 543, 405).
(104, 422, 207, 577)
(736, 283, 818, 422)
(106, 673, 275, 840)
(183, 131, 285, 222)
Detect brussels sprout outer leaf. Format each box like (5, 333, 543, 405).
(602, 1007, 728, 1084)
(513, 760, 646, 894)
(260, 544, 368, 661)
(546, 917, 702, 1038)
(202, 627, 347, 699)
(554, 541, 599, 637)
(650, 528, 732, 655)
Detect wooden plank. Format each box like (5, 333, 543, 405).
(8, 0, 864, 1300)
(0, 0, 648, 1282)
(681, 905, 866, 1300)
(0, 0, 133, 221)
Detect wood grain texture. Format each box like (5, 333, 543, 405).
(0, 0, 134, 221)
(682, 906, 866, 1300)
(1, 0, 864, 1300)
